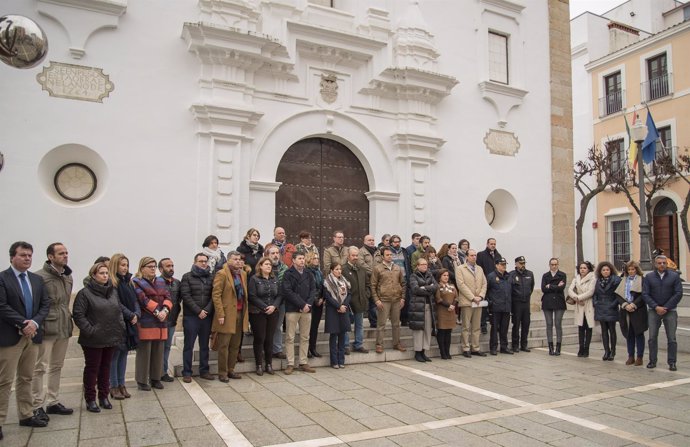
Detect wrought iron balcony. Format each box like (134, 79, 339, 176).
(641, 73, 673, 102)
(598, 90, 624, 117)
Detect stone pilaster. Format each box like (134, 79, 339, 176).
(549, 0, 575, 270)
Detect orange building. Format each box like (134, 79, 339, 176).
(587, 18, 690, 274)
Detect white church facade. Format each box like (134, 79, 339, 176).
(0, 0, 574, 278)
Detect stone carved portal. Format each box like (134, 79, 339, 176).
(275, 138, 369, 249)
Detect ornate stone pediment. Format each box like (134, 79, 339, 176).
(360, 67, 458, 104)
(182, 21, 296, 79)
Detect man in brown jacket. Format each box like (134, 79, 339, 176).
(32, 243, 74, 421)
(456, 249, 488, 357)
(323, 230, 348, 275)
(212, 251, 249, 381)
(371, 247, 406, 353)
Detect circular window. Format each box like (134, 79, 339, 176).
(38, 144, 108, 206)
(484, 201, 496, 226)
(54, 163, 97, 202)
(485, 189, 518, 232)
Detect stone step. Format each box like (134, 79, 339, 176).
(171, 330, 597, 376)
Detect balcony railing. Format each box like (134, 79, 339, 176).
(598, 89, 624, 117)
(641, 73, 673, 102)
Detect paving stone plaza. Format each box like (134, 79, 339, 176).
(2, 318, 688, 447)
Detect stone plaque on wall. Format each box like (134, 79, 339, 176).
(483, 129, 520, 156)
(36, 61, 114, 103)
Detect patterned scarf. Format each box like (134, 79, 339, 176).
(324, 272, 350, 305)
(203, 246, 223, 271)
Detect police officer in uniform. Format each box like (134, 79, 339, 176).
(509, 256, 534, 353)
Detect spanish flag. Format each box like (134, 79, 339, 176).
(625, 110, 638, 170)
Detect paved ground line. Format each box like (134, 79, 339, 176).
(178, 377, 253, 447)
(389, 362, 676, 447)
(268, 362, 687, 446)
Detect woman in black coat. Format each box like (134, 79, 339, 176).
(541, 258, 567, 356)
(73, 262, 126, 413)
(615, 260, 647, 366)
(409, 259, 439, 362)
(323, 262, 352, 369)
(237, 228, 264, 277)
(248, 257, 282, 375)
(593, 261, 622, 361)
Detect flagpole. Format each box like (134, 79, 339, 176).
(633, 121, 653, 271)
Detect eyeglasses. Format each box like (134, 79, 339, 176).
(145, 264, 156, 269)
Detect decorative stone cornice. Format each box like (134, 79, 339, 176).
(190, 103, 263, 140)
(199, 0, 260, 30)
(391, 132, 445, 163)
(39, 0, 127, 15)
(249, 180, 281, 193)
(38, 0, 127, 59)
(289, 16, 388, 71)
(478, 80, 528, 127)
(479, 0, 525, 18)
(365, 190, 400, 201)
(182, 21, 296, 79)
(361, 67, 458, 104)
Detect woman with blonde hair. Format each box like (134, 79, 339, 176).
(248, 257, 282, 375)
(132, 257, 172, 390)
(237, 228, 264, 277)
(108, 254, 140, 399)
(568, 261, 595, 358)
(615, 260, 647, 366)
(73, 263, 125, 412)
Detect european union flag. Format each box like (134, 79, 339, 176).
(641, 107, 660, 164)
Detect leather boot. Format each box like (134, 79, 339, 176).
(625, 356, 635, 365)
(119, 385, 131, 398)
(548, 342, 555, 356)
(415, 351, 425, 362)
(255, 364, 264, 376)
(577, 327, 585, 357)
(635, 356, 643, 366)
(265, 362, 274, 375)
(422, 349, 432, 362)
(584, 328, 592, 357)
(608, 347, 615, 361)
(110, 387, 124, 400)
(555, 343, 561, 356)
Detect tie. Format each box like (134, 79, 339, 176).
(19, 272, 33, 318)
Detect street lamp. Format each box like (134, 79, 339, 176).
(630, 116, 652, 271)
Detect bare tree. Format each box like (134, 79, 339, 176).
(610, 148, 677, 252)
(574, 144, 622, 264)
(672, 148, 690, 253)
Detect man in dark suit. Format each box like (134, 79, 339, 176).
(0, 241, 51, 440)
(476, 238, 502, 334)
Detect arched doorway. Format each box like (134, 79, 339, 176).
(653, 197, 679, 264)
(275, 138, 369, 249)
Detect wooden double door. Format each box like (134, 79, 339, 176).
(653, 198, 679, 264)
(275, 138, 369, 249)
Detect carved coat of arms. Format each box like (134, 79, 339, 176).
(320, 74, 338, 104)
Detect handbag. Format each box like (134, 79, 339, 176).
(210, 331, 219, 351)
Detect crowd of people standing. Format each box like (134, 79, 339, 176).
(0, 230, 683, 442)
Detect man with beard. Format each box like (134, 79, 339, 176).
(32, 243, 74, 422)
(358, 235, 378, 328)
(387, 235, 411, 325)
(159, 258, 181, 382)
(179, 253, 215, 382)
(343, 246, 369, 353)
(476, 238, 502, 334)
(212, 252, 249, 380)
